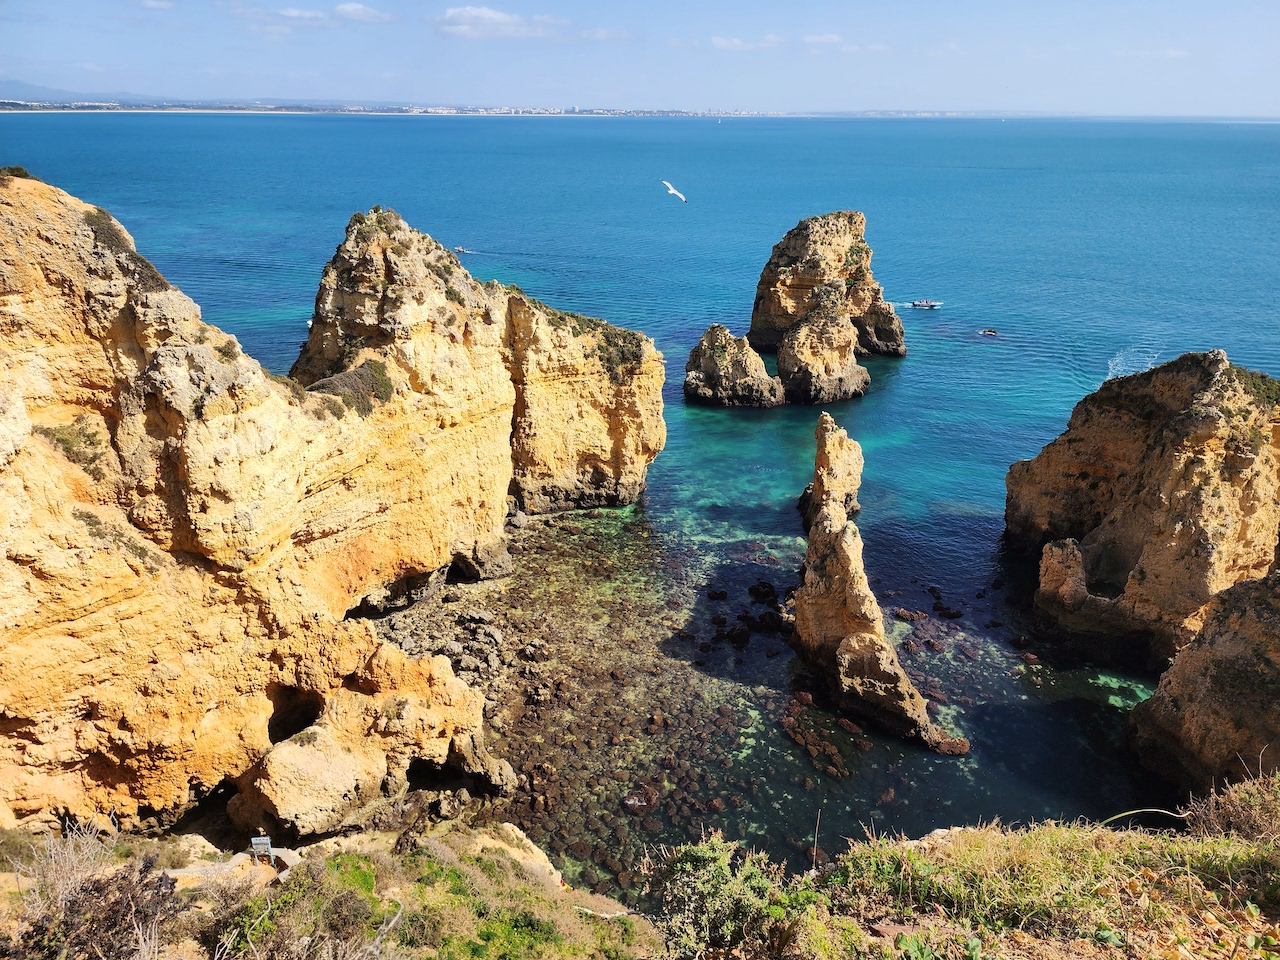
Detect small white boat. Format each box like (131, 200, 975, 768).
(454, 245, 471, 254)
(910, 299, 943, 309)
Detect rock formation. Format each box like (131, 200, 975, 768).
(683, 324, 784, 407)
(1130, 572, 1280, 790)
(1005, 351, 1280, 662)
(793, 415, 969, 754)
(777, 309, 871, 404)
(798, 411, 863, 531)
(748, 211, 906, 357)
(0, 178, 663, 833)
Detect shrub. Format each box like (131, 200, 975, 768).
(307, 360, 394, 418)
(215, 339, 240, 363)
(0, 165, 37, 181)
(445, 285, 465, 305)
(33, 416, 106, 480)
(82, 207, 169, 293)
(1231, 364, 1280, 407)
(270, 373, 307, 403)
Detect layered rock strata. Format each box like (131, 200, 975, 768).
(1130, 573, 1280, 790)
(748, 211, 906, 357)
(792, 415, 969, 754)
(0, 179, 663, 832)
(683, 324, 784, 407)
(1005, 351, 1280, 661)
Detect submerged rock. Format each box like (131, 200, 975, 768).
(1130, 572, 1280, 790)
(1005, 351, 1280, 662)
(683, 324, 784, 407)
(748, 211, 906, 357)
(792, 415, 968, 754)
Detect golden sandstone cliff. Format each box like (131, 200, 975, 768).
(793, 414, 969, 754)
(685, 212, 904, 407)
(1005, 351, 1280, 788)
(0, 176, 664, 833)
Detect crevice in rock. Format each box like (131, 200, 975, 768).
(266, 685, 325, 744)
(406, 757, 478, 795)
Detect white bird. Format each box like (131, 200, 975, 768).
(661, 180, 687, 203)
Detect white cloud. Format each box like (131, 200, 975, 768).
(437, 6, 550, 39)
(334, 2, 393, 21)
(802, 33, 841, 44)
(139, 0, 175, 8)
(279, 7, 325, 17)
(711, 34, 784, 51)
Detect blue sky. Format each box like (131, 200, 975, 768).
(1, 0, 1277, 114)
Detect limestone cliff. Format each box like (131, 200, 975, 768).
(292, 211, 665, 516)
(777, 309, 871, 404)
(798, 412, 863, 531)
(0, 179, 662, 833)
(748, 212, 906, 358)
(1005, 351, 1280, 661)
(683, 324, 784, 407)
(793, 415, 969, 754)
(1130, 573, 1280, 790)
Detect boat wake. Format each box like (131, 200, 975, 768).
(1105, 347, 1162, 382)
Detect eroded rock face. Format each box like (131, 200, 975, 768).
(504, 295, 666, 512)
(683, 324, 784, 408)
(777, 310, 871, 404)
(799, 412, 864, 531)
(748, 211, 906, 357)
(0, 179, 659, 832)
(1005, 351, 1280, 661)
(1130, 573, 1280, 790)
(792, 416, 968, 753)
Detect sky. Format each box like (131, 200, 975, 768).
(1, 0, 1278, 115)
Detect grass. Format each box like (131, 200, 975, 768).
(646, 776, 1280, 958)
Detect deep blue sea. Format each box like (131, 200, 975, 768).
(5, 115, 1280, 871)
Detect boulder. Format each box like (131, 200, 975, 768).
(748, 211, 905, 357)
(683, 324, 784, 407)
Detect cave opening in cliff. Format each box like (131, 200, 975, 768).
(344, 568, 445, 620)
(406, 757, 477, 794)
(266, 685, 326, 744)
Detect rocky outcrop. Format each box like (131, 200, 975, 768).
(748, 211, 906, 357)
(683, 324, 784, 407)
(504, 296, 666, 512)
(1130, 572, 1280, 790)
(0, 179, 660, 832)
(798, 412, 863, 531)
(792, 415, 968, 754)
(1005, 351, 1280, 661)
(777, 310, 871, 404)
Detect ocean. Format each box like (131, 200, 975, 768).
(6, 113, 1279, 880)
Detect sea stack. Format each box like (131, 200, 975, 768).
(749, 211, 905, 357)
(793, 414, 969, 754)
(1005, 351, 1280, 663)
(683, 324, 784, 407)
(0, 178, 664, 832)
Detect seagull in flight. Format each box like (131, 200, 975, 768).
(661, 180, 687, 203)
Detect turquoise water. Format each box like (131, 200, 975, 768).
(6, 115, 1280, 859)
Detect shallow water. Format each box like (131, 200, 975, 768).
(7, 115, 1279, 872)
